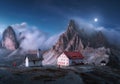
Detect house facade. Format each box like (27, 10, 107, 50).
(57, 51, 84, 66)
(25, 49, 43, 67)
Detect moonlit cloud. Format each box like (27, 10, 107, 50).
(11, 22, 28, 32)
(44, 33, 62, 49)
(0, 24, 7, 34)
(12, 22, 27, 28)
(74, 17, 120, 46)
(0, 24, 7, 40)
(19, 28, 46, 50)
(12, 22, 61, 50)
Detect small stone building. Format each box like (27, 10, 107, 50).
(25, 49, 43, 67)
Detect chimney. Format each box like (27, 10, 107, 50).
(37, 49, 42, 58)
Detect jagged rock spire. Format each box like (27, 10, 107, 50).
(2, 26, 19, 50)
(53, 19, 84, 52)
(66, 20, 78, 34)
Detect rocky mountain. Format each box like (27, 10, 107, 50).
(89, 31, 109, 48)
(53, 20, 109, 51)
(43, 20, 105, 65)
(108, 46, 120, 68)
(43, 20, 120, 68)
(53, 20, 84, 52)
(2, 26, 19, 50)
(42, 20, 84, 65)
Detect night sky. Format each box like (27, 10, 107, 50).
(0, 0, 120, 35)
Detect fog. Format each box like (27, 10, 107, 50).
(74, 18, 120, 46)
(12, 22, 61, 50)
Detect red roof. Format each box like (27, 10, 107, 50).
(64, 51, 84, 59)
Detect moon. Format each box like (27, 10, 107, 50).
(94, 18, 98, 22)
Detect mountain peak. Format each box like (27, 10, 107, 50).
(67, 19, 78, 32)
(5, 26, 14, 33)
(65, 20, 79, 40)
(68, 20, 75, 27)
(8, 26, 13, 29)
(2, 26, 19, 50)
(51, 20, 84, 52)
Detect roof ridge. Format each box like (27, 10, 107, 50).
(63, 51, 84, 59)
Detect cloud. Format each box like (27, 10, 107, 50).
(11, 22, 28, 32)
(12, 22, 61, 50)
(0, 24, 7, 40)
(73, 17, 120, 46)
(102, 29, 120, 45)
(19, 28, 46, 50)
(0, 24, 7, 33)
(44, 33, 62, 49)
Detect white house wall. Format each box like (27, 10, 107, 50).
(57, 53, 70, 66)
(25, 57, 29, 67)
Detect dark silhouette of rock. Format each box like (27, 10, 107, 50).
(2, 26, 19, 50)
(88, 31, 109, 48)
